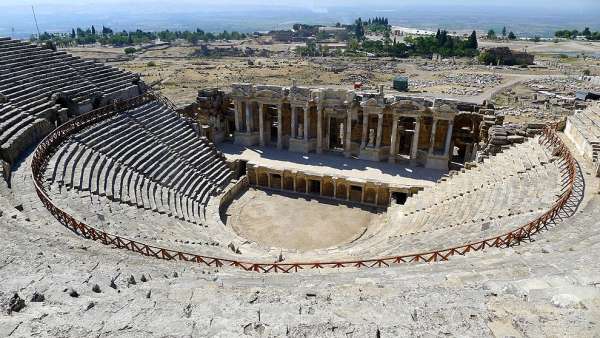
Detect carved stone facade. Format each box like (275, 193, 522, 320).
(197, 83, 473, 170)
(246, 163, 421, 208)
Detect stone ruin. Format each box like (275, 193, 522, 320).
(0, 36, 599, 337)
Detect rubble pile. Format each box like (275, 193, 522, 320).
(409, 73, 503, 96)
(476, 113, 544, 158)
(526, 77, 600, 95)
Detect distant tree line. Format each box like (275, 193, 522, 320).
(403, 30, 479, 57)
(351, 17, 392, 41)
(297, 28, 479, 58)
(486, 27, 518, 40)
(555, 27, 600, 40)
(31, 25, 248, 47)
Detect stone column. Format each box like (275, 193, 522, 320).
(410, 117, 421, 163)
(428, 118, 438, 155)
(245, 101, 253, 133)
(443, 120, 454, 157)
(277, 103, 283, 149)
(345, 108, 353, 157)
(360, 112, 369, 149)
(259, 104, 265, 146)
(316, 105, 323, 153)
(375, 113, 383, 148)
(304, 105, 309, 143)
(333, 180, 337, 198)
(325, 116, 331, 150)
(389, 114, 399, 163)
(234, 100, 241, 132)
(319, 178, 323, 196)
(291, 106, 297, 138)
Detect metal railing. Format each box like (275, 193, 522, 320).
(31, 99, 577, 273)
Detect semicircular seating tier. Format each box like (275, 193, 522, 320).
(0, 37, 142, 166)
(329, 136, 564, 259)
(42, 129, 565, 262)
(45, 100, 234, 227)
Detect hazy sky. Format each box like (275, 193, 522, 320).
(1, 0, 599, 38)
(1, 0, 598, 8)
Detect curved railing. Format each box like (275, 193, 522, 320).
(31, 97, 577, 273)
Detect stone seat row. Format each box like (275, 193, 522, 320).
(78, 101, 231, 187)
(47, 186, 230, 256)
(0, 37, 146, 167)
(400, 166, 560, 235)
(403, 138, 554, 212)
(46, 100, 233, 225)
(569, 109, 600, 143)
(48, 142, 211, 224)
(305, 138, 564, 261)
(0, 41, 137, 103)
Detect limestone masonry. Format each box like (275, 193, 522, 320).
(0, 37, 599, 337)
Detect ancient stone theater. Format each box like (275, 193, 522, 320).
(1, 37, 599, 336)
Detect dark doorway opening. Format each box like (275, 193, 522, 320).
(271, 174, 282, 189)
(309, 179, 321, 195)
(391, 192, 408, 205)
(236, 160, 247, 179)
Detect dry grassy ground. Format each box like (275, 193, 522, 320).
(64, 39, 600, 123)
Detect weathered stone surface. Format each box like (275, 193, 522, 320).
(3, 293, 25, 314)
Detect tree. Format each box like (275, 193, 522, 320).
(71, 28, 76, 39)
(467, 30, 478, 49)
(583, 27, 592, 37)
(354, 18, 365, 40)
(91, 25, 96, 36)
(124, 47, 136, 55)
(502, 26, 507, 38)
(487, 29, 496, 40)
(508, 31, 517, 40)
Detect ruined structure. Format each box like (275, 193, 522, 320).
(198, 83, 467, 170)
(479, 46, 535, 66)
(0, 36, 599, 337)
(0, 37, 143, 180)
(565, 102, 600, 174)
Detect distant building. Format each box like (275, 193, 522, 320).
(576, 90, 600, 101)
(269, 30, 294, 43)
(317, 27, 346, 33)
(393, 76, 409, 92)
(480, 47, 534, 66)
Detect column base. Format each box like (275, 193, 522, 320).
(234, 131, 260, 146)
(289, 138, 317, 153)
(425, 154, 449, 171)
(213, 130, 225, 144)
(359, 146, 389, 162)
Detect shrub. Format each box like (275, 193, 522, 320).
(124, 47, 137, 55)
